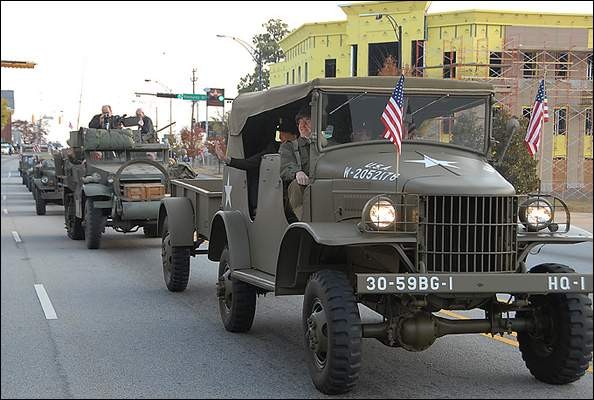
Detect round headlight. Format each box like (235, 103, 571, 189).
(41, 176, 49, 184)
(363, 196, 396, 230)
(519, 198, 553, 231)
(107, 177, 114, 184)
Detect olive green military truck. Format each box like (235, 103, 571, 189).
(19, 144, 50, 191)
(32, 157, 63, 215)
(60, 128, 170, 249)
(158, 77, 593, 394)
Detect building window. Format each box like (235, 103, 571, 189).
(325, 59, 336, 78)
(555, 52, 569, 79)
(523, 52, 536, 78)
(489, 52, 502, 77)
(554, 108, 567, 135)
(369, 42, 398, 76)
(411, 40, 425, 77)
(298, 66, 302, 83)
(350, 44, 358, 77)
(443, 51, 456, 79)
(587, 54, 593, 80)
(286, 72, 289, 85)
(586, 108, 592, 136)
(304, 62, 308, 82)
(292, 69, 295, 84)
(522, 106, 532, 121)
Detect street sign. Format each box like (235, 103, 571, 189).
(176, 93, 207, 101)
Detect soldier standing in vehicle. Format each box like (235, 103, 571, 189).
(136, 108, 156, 143)
(280, 106, 311, 220)
(89, 105, 115, 129)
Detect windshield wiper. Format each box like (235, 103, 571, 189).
(329, 92, 368, 115)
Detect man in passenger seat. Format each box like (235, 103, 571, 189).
(214, 124, 297, 218)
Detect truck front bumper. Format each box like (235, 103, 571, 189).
(357, 273, 593, 295)
(39, 188, 62, 201)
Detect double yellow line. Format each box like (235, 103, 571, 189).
(439, 309, 593, 374)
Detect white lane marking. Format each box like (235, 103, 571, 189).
(7, 171, 10, 177)
(34, 284, 58, 320)
(3, 208, 7, 214)
(2, 195, 6, 200)
(11, 231, 22, 242)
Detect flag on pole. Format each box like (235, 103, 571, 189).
(381, 74, 405, 154)
(68, 122, 73, 129)
(524, 79, 548, 157)
(32, 144, 40, 152)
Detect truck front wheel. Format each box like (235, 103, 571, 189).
(161, 217, 190, 292)
(84, 198, 106, 249)
(517, 263, 593, 384)
(217, 247, 256, 333)
(302, 270, 362, 395)
(35, 188, 46, 215)
(65, 195, 84, 240)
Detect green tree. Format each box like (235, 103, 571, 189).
(237, 19, 290, 93)
(1, 98, 10, 129)
(491, 108, 540, 194)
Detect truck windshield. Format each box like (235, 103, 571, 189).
(319, 92, 489, 154)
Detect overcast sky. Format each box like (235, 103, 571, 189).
(1, 1, 592, 144)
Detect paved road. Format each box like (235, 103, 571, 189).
(1, 155, 592, 398)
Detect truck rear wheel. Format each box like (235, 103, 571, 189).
(65, 195, 84, 240)
(302, 270, 362, 394)
(517, 263, 593, 384)
(84, 198, 106, 249)
(143, 225, 159, 238)
(161, 217, 190, 292)
(217, 247, 256, 333)
(35, 188, 46, 215)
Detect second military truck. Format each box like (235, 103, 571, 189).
(59, 128, 170, 249)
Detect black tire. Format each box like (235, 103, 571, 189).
(35, 188, 46, 215)
(302, 270, 362, 395)
(84, 198, 106, 249)
(65, 195, 84, 240)
(161, 217, 191, 292)
(143, 225, 160, 238)
(217, 247, 256, 333)
(517, 263, 593, 385)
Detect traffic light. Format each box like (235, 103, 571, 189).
(207, 88, 225, 107)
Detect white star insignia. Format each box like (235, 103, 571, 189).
(224, 175, 232, 207)
(405, 154, 459, 169)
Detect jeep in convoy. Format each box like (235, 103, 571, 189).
(19, 144, 50, 191)
(59, 128, 170, 249)
(157, 77, 592, 394)
(32, 157, 63, 215)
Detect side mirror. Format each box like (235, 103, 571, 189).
(494, 116, 520, 167)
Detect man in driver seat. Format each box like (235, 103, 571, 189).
(280, 106, 312, 221)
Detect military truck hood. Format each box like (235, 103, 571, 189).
(316, 142, 515, 195)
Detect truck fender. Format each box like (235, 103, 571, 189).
(158, 197, 194, 246)
(207, 210, 250, 270)
(82, 183, 112, 199)
(275, 224, 319, 295)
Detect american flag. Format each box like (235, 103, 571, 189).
(524, 79, 548, 157)
(32, 144, 41, 153)
(381, 75, 405, 154)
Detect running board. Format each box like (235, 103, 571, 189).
(231, 269, 275, 292)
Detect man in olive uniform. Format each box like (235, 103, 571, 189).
(280, 106, 312, 221)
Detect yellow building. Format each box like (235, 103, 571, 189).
(270, 1, 593, 199)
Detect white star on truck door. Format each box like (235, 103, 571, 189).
(224, 175, 232, 207)
(405, 154, 459, 169)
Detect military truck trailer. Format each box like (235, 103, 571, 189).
(157, 77, 593, 394)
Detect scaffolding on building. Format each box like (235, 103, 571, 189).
(421, 32, 593, 202)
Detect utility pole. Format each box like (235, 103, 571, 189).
(191, 68, 197, 130)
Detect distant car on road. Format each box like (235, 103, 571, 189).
(1, 142, 13, 155)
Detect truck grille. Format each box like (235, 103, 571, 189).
(419, 196, 518, 273)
